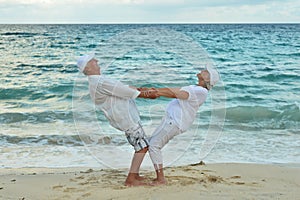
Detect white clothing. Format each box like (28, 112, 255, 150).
(88, 75, 148, 152)
(167, 85, 208, 132)
(149, 114, 181, 165)
(149, 85, 208, 165)
(88, 75, 140, 131)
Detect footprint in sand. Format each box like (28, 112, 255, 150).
(228, 175, 259, 186)
(233, 182, 245, 185)
(206, 175, 224, 183)
(202, 169, 216, 173)
(52, 185, 65, 190)
(80, 169, 94, 174)
(63, 187, 78, 192)
(78, 181, 90, 186)
(69, 175, 88, 185)
(227, 175, 245, 185)
(75, 175, 85, 180)
(81, 192, 92, 198)
(230, 175, 241, 179)
(182, 168, 200, 173)
(167, 176, 199, 186)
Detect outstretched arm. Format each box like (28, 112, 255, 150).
(156, 88, 189, 100)
(137, 87, 189, 100)
(138, 89, 159, 99)
(129, 86, 158, 99)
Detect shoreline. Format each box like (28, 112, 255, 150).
(1, 162, 299, 200)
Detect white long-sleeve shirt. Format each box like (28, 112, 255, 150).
(88, 75, 141, 131)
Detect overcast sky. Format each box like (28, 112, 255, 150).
(0, 0, 299, 23)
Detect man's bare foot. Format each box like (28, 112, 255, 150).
(135, 174, 146, 181)
(124, 179, 149, 187)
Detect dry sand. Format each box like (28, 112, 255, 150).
(0, 162, 299, 200)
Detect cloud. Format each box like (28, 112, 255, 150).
(175, 1, 300, 23)
(0, 0, 299, 23)
(0, 0, 287, 7)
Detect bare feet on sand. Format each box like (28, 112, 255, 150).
(124, 179, 149, 187)
(135, 174, 146, 181)
(125, 173, 149, 186)
(150, 178, 167, 186)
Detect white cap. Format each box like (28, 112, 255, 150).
(77, 52, 95, 73)
(206, 66, 219, 89)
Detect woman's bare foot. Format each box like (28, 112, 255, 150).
(150, 179, 167, 186)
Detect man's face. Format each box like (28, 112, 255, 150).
(84, 58, 100, 74)
(87, 58, 99, 69)
(197, 70, 210, 83)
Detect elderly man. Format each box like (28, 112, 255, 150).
(77, 52, 157, 186)
(146, 67, 219, 185)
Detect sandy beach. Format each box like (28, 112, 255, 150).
(0, 162, 299, 200)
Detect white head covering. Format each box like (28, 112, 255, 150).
(206, 66, 220, 89)
(76, 52, 95, 73)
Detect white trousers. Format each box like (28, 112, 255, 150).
(149, 114, 182, 165)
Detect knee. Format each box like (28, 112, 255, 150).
(148, 143, 161, 153)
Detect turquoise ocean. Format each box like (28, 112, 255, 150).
(0, 24, 299, 169)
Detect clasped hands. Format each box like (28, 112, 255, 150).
(137, 87, 159, 99)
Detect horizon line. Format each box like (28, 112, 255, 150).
(0, 22, 299, 25)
